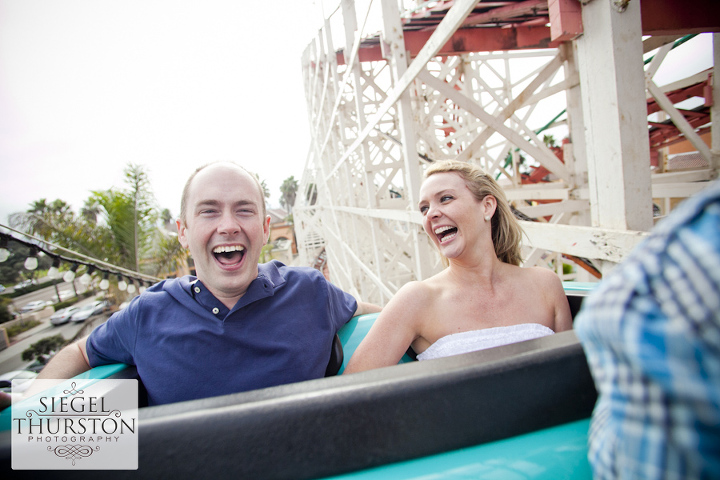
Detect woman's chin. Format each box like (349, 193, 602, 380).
(439, 245, 462, 259)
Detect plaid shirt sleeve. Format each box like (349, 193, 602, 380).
(574, 181, 720, 480)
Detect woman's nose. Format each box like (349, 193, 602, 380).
(427, 203, 440, 218)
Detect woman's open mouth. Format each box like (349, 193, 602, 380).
(213, 245, 246, 266)
(434, 226, 457, 244)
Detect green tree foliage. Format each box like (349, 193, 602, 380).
(81, 197, 101, 224)
(9, 163, 187, 279)
(21, 334, 67, 364)
(148, 231, 187, 277)
(249, 172, 271, 200)
(161, 208, 174, 226)
(90, 164, 158, 271)
(0, 242, 52, 286)
(15, 198, 75, 243)
(0, 297, 14, 324)
(543, 134, 557, 148)
(280, 176, 298, 216)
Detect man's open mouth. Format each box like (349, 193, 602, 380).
(213, 245, 246, 266)
(434, 226, 457, 244)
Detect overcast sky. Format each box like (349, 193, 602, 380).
(0, 0, 326, 224)
(0, 1, 714, 226)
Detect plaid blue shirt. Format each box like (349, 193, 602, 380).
(575, 180, 720, 480)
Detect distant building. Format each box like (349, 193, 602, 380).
(266, 207, 297, 265)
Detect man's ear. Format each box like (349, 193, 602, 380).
(177, 219, 189, 249)
(263, 215, 271, 244)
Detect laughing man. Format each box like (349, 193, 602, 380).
(11, 162, 380, 406)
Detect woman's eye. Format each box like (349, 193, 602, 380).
(441, 195, 453, 202)
(419, 205, 428, 215)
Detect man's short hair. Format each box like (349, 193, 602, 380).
(179, 162, 267, 224)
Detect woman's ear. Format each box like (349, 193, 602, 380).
(482, 195, 497, 222)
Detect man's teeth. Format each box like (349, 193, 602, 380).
(213, 245, 245, 254)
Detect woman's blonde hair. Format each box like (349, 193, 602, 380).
(424, 160, 523, 266)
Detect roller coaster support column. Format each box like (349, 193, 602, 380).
(380, 0, 434, 280)
(575, 0, 653, 273)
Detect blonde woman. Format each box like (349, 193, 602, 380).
(345, 160, 572, 372)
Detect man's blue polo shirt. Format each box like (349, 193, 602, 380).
(86, 260, 357, 405)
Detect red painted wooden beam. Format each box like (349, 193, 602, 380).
(641, 0, 720, 35)
(335, 0, 719, 65)
(336, 26, 558, 65)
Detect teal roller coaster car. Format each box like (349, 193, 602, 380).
(0, 282, 598, 479)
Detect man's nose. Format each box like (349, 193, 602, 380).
(217, 212, 240, 234)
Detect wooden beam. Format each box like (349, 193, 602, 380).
(503, 185, 570, 200)
(651, 181, 715, 198)
(327, 0, 479, 180)
(647, 80, 713, 163)
(576, 0, 653, 232)
(336, 26, 556, 64)
(651, 169, 712, 184)
(548, 0, 583, 42)
(640, 0, 720, 36)
(463, 0, 548, 27)
(521, 221, 649, 263)
(329, 205, 423, 225)
(642, 35, 683, 54)
(458, 51, 566, 161)
(420, 69, 571, 183)
(515, 199, 589, 218)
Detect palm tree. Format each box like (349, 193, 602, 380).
(161, 208, 174, 226)
(9, 163, 186, 280)
(249, 172, 271, 201)
(12, 198, 73, 240)
(81, 198, 101, 224)
(280, 176, 298, 216)
(125, 164, 156, 271)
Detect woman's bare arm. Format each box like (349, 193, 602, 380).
(345, 282, 427, 373)
(548, 275, 573, 331)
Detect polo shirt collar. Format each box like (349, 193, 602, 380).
(180, 261, 288, 317)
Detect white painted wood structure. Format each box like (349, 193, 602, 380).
(295, 0, 719, 305)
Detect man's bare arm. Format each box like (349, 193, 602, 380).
(354, 300, 382, 317)
(24, 336, 92, 394)
(1, 336, 93, 410)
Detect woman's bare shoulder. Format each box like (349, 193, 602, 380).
(519, 265, 561, 282)
(392, 279, 437, 305)
(521, 266, 566, 297)
(382, 276, 445, 322)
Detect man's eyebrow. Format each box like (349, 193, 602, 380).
(233, 200, 259, 208)
(194, 200, 220, 210)
(195, 199, 220, 209)
(194, 199, 259, 210)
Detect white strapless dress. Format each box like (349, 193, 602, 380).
(416, 323, 555, 361)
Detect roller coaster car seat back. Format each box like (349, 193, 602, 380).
(325, 334, 344, 377)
